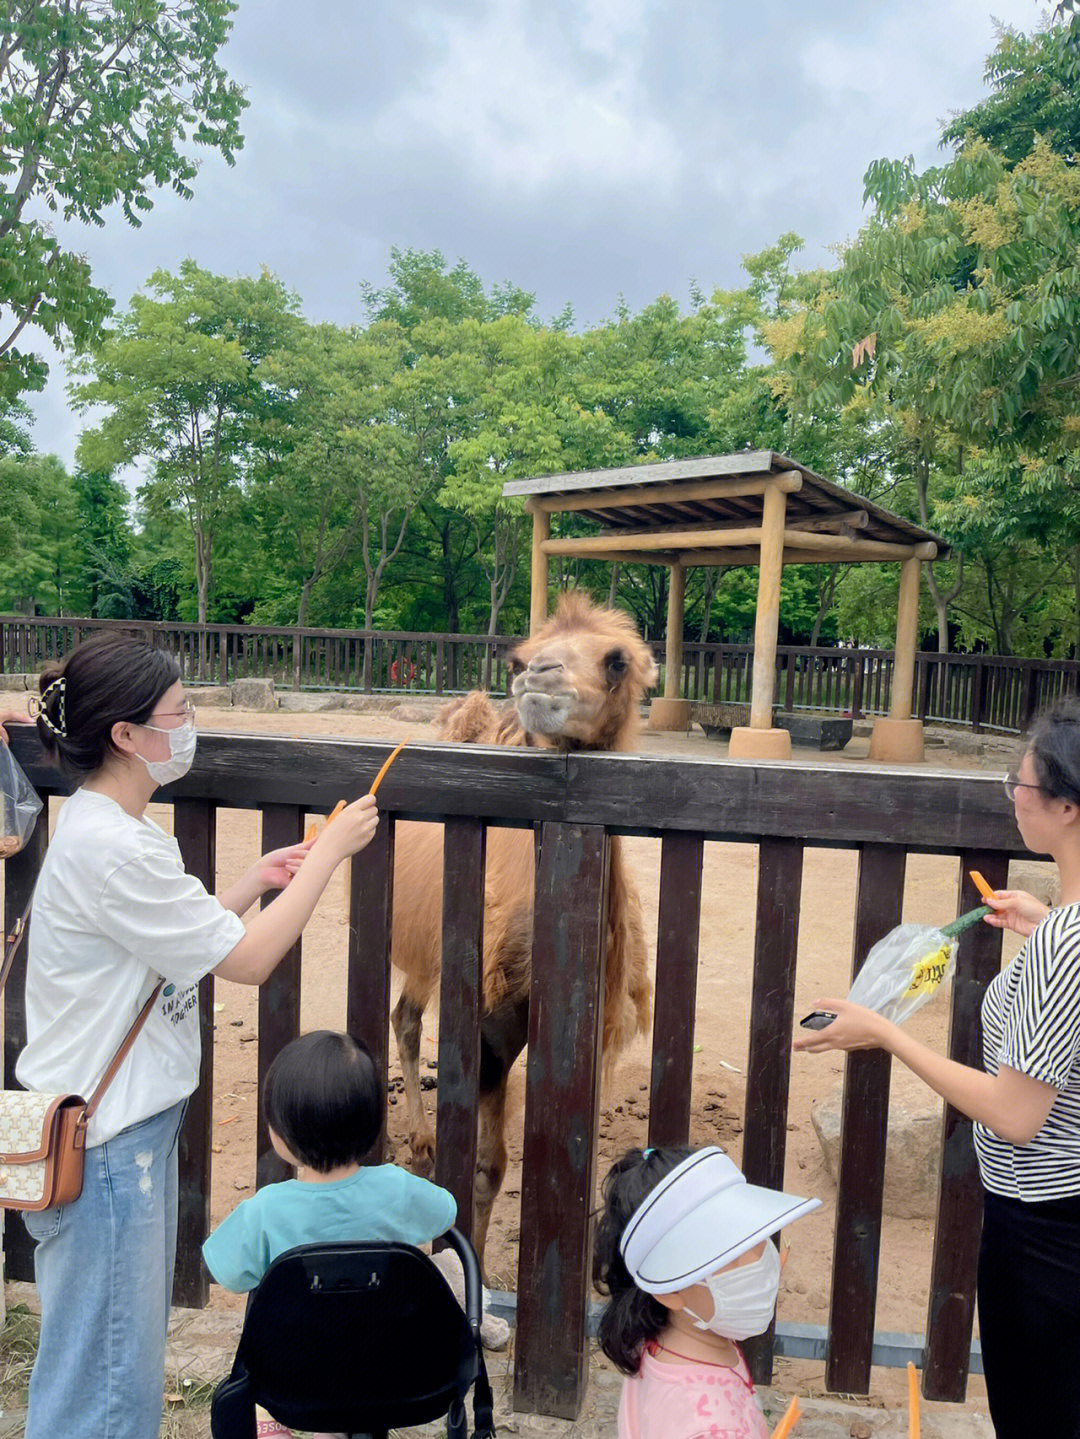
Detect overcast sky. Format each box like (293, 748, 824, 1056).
(23, 0, 1052, 468)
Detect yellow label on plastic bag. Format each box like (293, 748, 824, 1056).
(903, 945, 951, 998)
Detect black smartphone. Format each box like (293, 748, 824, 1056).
(799, 1011, 838, 1030)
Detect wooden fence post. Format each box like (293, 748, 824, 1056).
(825, 843, 907, 1394)
(435, 818, 486, 1241)
(346, 817, 396, 1163)
(648, 832, 704, 1147)
(741, 835, 804, 1385)
(923, 851, 1008, 1400)
(515, 822, 609, 1420)
(172, 798, 218, 1307)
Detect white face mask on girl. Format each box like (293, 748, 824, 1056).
(685, 1239, 782, 1341)
(137, 718, 197, 786)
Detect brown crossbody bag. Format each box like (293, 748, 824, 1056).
(0, 895, 164, 1211)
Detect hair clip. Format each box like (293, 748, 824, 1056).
(642, 1148, 655, 1159)
(29, 676, 67, 738)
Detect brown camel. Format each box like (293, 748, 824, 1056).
(390, 591, 658, 1266)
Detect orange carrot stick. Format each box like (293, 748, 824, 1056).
(324, 799, 347, 825)
(304, 822, 318, 844)
(970, 870, 995, 901)
(771, 1395, 801, 1438)
(369, 740, 409, 797)
(907, 1361, 920, 1439)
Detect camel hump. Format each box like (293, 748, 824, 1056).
(437, 691, 525, 745)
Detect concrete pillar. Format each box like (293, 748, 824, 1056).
(649, 564, 692, 731)
(729, 479, 792, 760)
(869, 555, 925, 762)
(527, 498, 550, 636)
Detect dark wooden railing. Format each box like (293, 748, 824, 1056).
(3, 728, 1025, 1416)
(4, 615, 1078, 733)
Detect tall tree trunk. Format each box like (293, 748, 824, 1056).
(608, 563, 619, 608)
(912, 452, 962, 651)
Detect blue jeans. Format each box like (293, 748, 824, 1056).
(23, 1100, 187, 1439)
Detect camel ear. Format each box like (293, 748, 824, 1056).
(643, 654, 660, 690)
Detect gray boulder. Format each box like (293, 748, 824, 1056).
(810, 1067, 943, 1220)
(231, 677, 277, 711)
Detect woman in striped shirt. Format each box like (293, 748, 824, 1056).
(794, 699, 1080, 1439)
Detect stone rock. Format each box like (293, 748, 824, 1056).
(390, 703, 440, 722)
(811, 1068, 944, 1219)
(0, 673, 28, 691)
(774, 711, 853, 751)
(190, 686, 233, 709)
(1007, 858, 1060, 908)
(231, 677, 277, 711)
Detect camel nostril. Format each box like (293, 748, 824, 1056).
(529, 657, 564, 675)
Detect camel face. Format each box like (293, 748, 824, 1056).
(507, 594, 659, 749)
(510, 635, 629, 741)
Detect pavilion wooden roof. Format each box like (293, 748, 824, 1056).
(503, 450, 949, 565)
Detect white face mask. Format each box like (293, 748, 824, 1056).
(137, 719, 197, 786)
(685, 1240, 782, 1340)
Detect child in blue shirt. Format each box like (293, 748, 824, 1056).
(203, 1029, 456, 1439)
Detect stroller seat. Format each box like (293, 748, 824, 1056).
(210, 1227, 495, 1439)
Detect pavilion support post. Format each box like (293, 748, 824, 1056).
(729, 479, 792, 760)
(649, 564, 691, 731)
(869, 554, 925, 763)
(526, 498, 550, 635)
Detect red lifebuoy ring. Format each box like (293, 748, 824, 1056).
(390, 658, 417, 685)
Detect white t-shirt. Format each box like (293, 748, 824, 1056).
(16, 788, 247, 1147)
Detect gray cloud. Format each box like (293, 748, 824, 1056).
(23, 0, 1049, 469)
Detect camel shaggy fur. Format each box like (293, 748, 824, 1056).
(390, 592, 658, 1265)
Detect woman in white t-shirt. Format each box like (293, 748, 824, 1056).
(794, 699, 1080, 1439)
(14, 630, 380, 1439)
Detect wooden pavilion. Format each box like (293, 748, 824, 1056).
(503, 450, 949, 762)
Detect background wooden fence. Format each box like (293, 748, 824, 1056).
(3, 615, 1078, 734)
(4, 728, 1025, 1417)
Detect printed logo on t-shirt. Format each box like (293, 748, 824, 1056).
(161, 984, 197, 1027)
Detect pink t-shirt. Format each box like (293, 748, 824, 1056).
(617, 1345, 769, 1439)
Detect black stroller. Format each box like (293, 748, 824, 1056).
(210, 1227, 496, 1439)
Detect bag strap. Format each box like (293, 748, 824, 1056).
(3, 890, 165, 1126)
(1, 891, 33, 995)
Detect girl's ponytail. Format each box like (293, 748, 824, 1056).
(593, 1146, 695, 1374)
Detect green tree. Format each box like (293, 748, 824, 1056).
(0, 1, 246, 405)
(0, 452, 77, 611)
(73, 262, 301, 633)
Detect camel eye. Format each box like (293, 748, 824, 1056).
(605, 650, 628, 683)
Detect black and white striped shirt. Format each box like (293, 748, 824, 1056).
(974, 902, 1080, 1201)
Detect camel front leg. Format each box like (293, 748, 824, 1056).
(391, 990, 436, 1177)
(472, 1076, 509, 1281)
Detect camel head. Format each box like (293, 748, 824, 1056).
(507, 592, 659, 751)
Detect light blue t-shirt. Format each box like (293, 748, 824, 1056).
(202, 1164, 457, 1292)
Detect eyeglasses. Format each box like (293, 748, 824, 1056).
(143, 699, 196, 727)
(1003, 773, 1045, 801)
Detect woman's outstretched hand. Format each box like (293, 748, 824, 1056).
(981, 889, 1050, 939)
(314, 793, 380, 861)
(792, 998, 889, 1054)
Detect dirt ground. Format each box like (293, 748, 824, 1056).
(15, 700, 1051, 1419)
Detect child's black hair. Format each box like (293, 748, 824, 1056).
(263, 1030, 382, 1172)
(1028, 698, 1080, 806)
(593, 1145, 696, 1375)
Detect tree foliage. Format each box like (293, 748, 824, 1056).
(0, 1, 246, 404)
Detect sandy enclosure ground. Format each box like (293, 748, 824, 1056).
(9, 704, 1048, 1414)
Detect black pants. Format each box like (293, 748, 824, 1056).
(978, 1188, 1080, 1437)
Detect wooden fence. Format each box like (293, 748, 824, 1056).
(3, 615, 1078, 733)
(3, 728, 1025, 1417)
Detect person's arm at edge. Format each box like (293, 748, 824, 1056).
(793, 998, 1058, 1144)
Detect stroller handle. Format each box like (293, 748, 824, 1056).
(440, 1226, 485, 1338)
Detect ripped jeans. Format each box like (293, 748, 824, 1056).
(23, 1100, 187, 1439)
